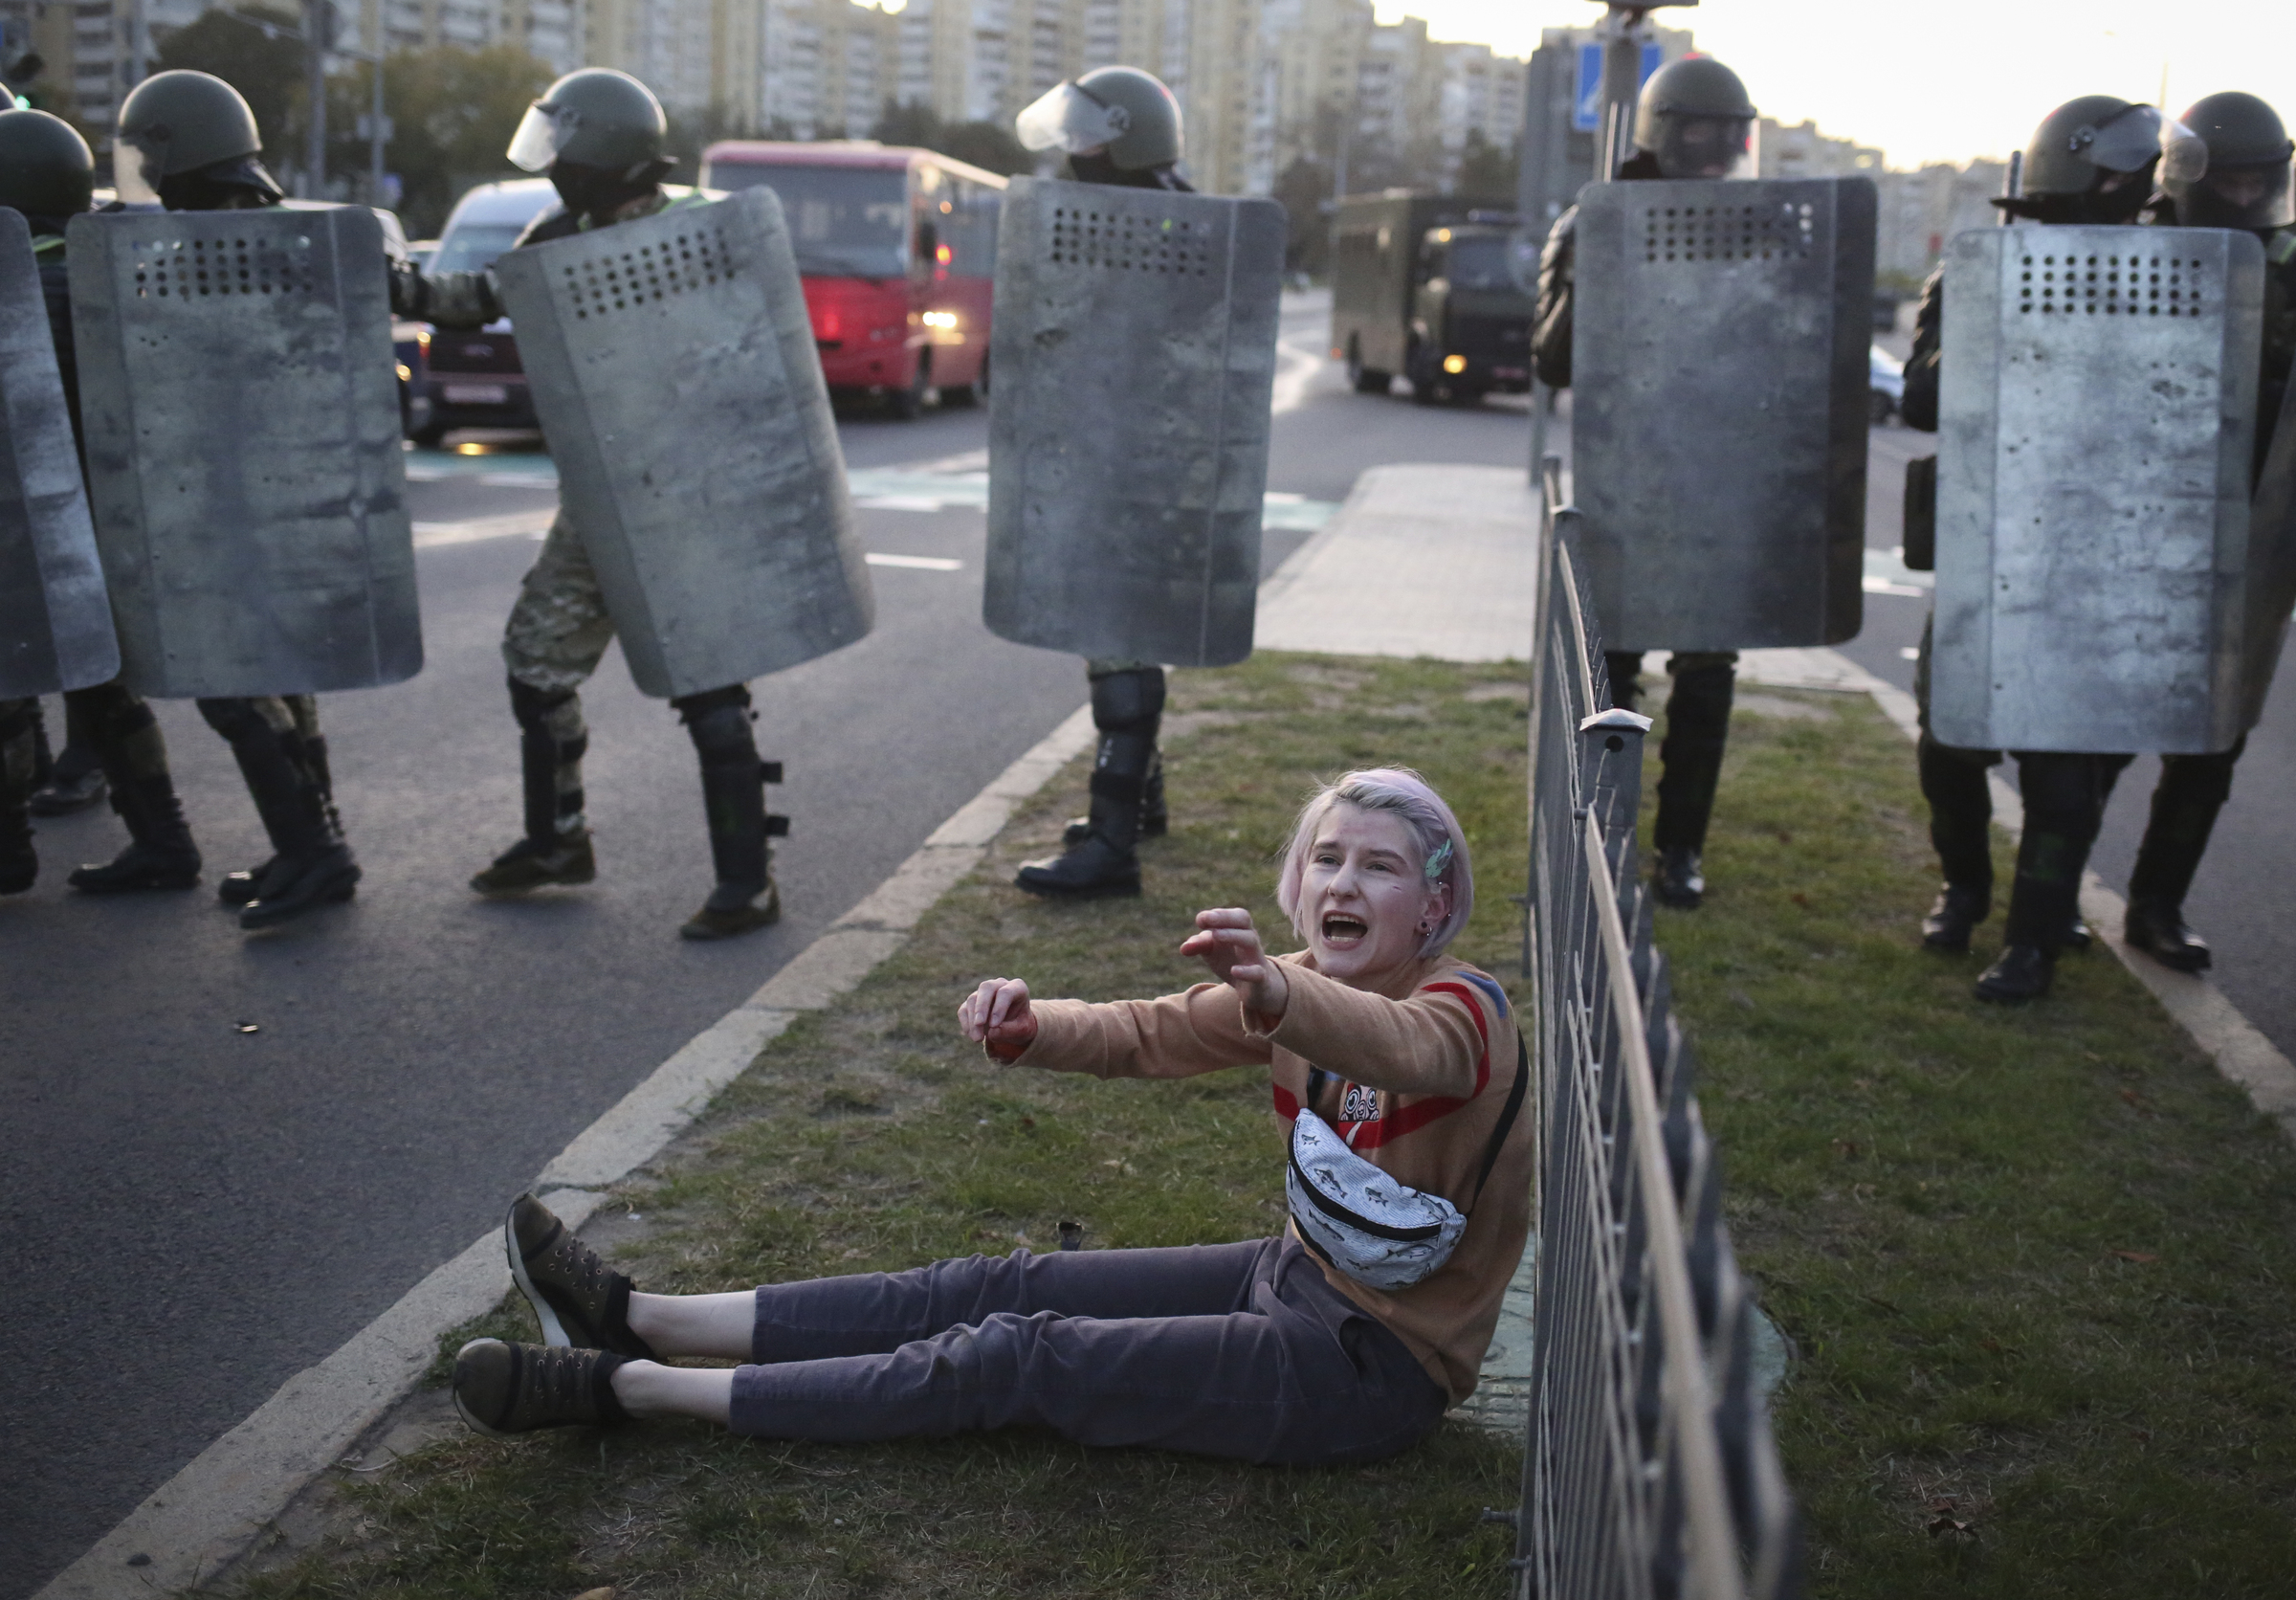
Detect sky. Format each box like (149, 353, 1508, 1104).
(1381, 0, 2296, 170)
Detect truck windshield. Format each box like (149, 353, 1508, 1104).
(706, 164, 909, 278)
(1446, 235, 1518, 292)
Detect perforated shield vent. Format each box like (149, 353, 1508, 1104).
(131, 233, 316, 300)
(2017, 251, 2213, 318)
(1639, 202, 1816, 264)
(1047, 207, 1213, 277)
(563, 228, 736, 320)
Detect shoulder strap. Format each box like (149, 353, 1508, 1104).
(1466, 1033, 1530, 1212)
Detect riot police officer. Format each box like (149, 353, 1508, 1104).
(1002, 65, 1189, 900)
(396, 68, 784, 941)
(0, 107, 205, 903)
(1898, 95, 2167, 1001)
(2091, 91, 2296, 973)
(99, 70, 363, 927)
(1533, 56, 1758, 908)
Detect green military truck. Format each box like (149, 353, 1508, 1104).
(1329, 190, 1535, 404)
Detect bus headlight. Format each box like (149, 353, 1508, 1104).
(1443, 354, 1468, 375)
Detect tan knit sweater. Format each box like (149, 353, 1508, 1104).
(1007, 951, 1531, 1402)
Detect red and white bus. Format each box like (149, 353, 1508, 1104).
(698, 142, 1006, 418)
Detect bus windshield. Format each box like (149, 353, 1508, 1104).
(709, 165, 909, 278)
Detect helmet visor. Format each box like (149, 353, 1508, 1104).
(507, 101, 575, 173)
(1651, 115, 1754, 181)
(112, 132, 164, 206)
(2072, 103, 2173, 176)
(1015, 81, 1130, 155)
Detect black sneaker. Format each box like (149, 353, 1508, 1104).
(505, 1192, 655, 1358)
(452, 1339, 629, 1436)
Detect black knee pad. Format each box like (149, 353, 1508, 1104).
(507, 676, 580, 737)
(673, 685, 757, 762)
(197, 696, 272, 745)
(0, 701, 34, 743)
(2016, 752, 2106, 845)
(1088, 666, 1164, 730)
(69, 682, 154, 745)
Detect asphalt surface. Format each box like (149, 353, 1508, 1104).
(2, 297, 1548, 1595)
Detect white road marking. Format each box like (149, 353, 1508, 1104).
(864, 553, 963, 571)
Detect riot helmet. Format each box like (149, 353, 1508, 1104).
(1016, 66, 1182, 173)
(507, 68, 673, 215)
(113, 69, 283, 209)
(0, 108, 94, 220)
(1632, 56, 1755, 181)
(2002, 96, 2190, 225)
(2166, 92, 2294, 231)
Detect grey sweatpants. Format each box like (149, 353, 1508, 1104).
(728, 1235, 1448, 1465)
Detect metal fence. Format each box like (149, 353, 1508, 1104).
(1513, 455, 1800, 1600)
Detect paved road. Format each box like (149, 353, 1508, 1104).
(2, 296, 1546, 1595)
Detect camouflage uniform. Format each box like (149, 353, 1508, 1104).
(420, 186, 782, 927)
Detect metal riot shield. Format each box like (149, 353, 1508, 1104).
(2240, 381, 2296, 729)
(67, 205, 419, 697)
(983, 177, 1285, 666)
(0, 211, 114, 697)
(1571, 176, 1875, 652)
(494, 189, 872, 700)
(1930, 226, 2264, 754)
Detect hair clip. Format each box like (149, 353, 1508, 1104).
(1423, 838, 1454, 882)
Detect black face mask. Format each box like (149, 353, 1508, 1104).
(549, 159, 671, 220)
(1067, 151, 1180, 190)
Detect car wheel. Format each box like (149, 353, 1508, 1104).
(411, 421, 447, 448)
(1869, 389, 1893, 426)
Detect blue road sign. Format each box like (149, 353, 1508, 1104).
(1574, 41, 1666, 132)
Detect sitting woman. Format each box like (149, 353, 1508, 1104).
(453, 767, 1531, 1466)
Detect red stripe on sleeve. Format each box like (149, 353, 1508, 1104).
(1351, 980, 1493, 1149)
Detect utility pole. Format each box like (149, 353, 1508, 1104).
(304, 0, 327, 197)
(125, 0, 147, 97)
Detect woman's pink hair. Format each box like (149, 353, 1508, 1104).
(1274, 767, 1474, 959)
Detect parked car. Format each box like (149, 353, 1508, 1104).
(1869, 344, 1905, 424)
(411, 178, 563, 444)
(280, 198, 432, 437)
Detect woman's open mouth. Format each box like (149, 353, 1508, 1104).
(1320, 913, 1368, 944)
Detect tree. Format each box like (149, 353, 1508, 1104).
(151, 5, 304, 166)
(868, 100, 1036, 177)
(337, 45, 554, 235)
(1272, 154, 1333, 276)
(1450, 129, 1518, 203)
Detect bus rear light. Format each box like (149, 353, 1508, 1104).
(921, 310, 958, 329)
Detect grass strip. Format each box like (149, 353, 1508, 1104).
(224, 654, 1536, 1600)
(1659, 684, 2296, 1598)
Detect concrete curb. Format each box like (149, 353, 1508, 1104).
(1736, 650, 2296, 1147)
(35, 703, 1097, 1600)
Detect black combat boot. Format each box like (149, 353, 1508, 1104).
(473, 679, 597, 894)
(1974, 944, 2054, 1002)
(1018, 667, 1161, 899)
(33, 692, 108, 813)
(1652, 848, 1704, 908)
(66, 688, 203, 893)
(200, 699, 360, 929)
(675, 685, 783, 941)
(1921, 883, 1990, 950)
(220, 729, 339, 905)
(2120, 743, 2239, 972)
(1648, 655, 1735, 910)
(1, 701, 37, 894)
(1063, 746, 1167, 847)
